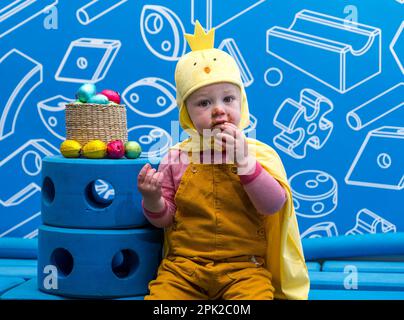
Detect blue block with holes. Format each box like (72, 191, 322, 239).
(37, 225, 163, 298)
(41, 156, 160, 229)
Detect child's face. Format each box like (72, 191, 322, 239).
(185, 82, 241, 135)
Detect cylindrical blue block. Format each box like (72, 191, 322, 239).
(37, 225, 163, 298)
(41, 156, 160, 229)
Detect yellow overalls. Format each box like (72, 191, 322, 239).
(145, 155, 275, 300)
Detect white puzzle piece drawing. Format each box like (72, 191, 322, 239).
(301, 222, 338, 239)
(37, 95, 74, 141)
(243, 114, 257, 136)
(127, 125, 172, 159)
(140, 5, 186, 61)
(122, 78, 177, 118)
(346, 83, 404, 131)
(219, 38, 254, 87)
(345, 126, 404, 190)
(264, 67, 283, 87)
(273, 89, 333, 159)
(0, 49, 42, 141)
(390, 21, 404, 74)
(267, 10, 382, 93)
(76, 0, 128, 25)
(0, 139, 59, 204)
(0, 0, 58, 38)
(55, 38, 121, 83)
(289, 170, 338, 219)
(346, 208, 396, 235)
(192, 0, 266, 30)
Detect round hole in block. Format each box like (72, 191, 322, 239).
(42, 177, 55, 205)
(111, 249, 139, 279)
(51, 248, 74, 278)
(85, 179, 115, 210)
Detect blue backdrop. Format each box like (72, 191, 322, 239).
(0, 0, 402, 240)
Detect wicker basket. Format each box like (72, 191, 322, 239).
(65, 103, 128, 146)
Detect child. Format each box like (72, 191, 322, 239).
(138, 21, 309, 300)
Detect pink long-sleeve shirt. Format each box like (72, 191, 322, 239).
(142, 149, 287, 228)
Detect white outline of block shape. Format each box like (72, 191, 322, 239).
(140, 5, 186, 61)
(191, 0, 266, 30)
(218, 38, 254, 87)
(273, 88, 334, 159)
(128, 125, 172, 159)
(301, 222, 338, 239)
(37, 95, 74, 141)
(0, 49, 43, 141)
(76, 0, 128, 26)
(346, 82, 404, 131)
(122, 78, 177, 118)
(55, 38, 121, 83)
(345, 126, 404, 190)
(390, 21, 404, 74)
(345, 208, 396, 236)
(266, 10, 382, 93)
(0, 0, 58, 38)
(288, 169, 338, 219)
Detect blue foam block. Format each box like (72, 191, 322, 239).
(41, 155, 160, 229)
(37, 225, 163, 298)
(0, 259, 37, 267)
(0, 238, 37, 259)
(309, 271, 404, 291)
(306, 262, 321, 272)
(303, 233, 404, 260)
(322, 261, 404, 273)
(0, 266, 36, 279)
(0, 276, 26, 296)
(309, 289, 404, 300)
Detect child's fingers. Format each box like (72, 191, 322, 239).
(144, 168, 156, 185)
(137, 164, 150, 183)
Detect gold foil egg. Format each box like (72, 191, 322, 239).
(82, 140, 107, 159)
(60, 140, 82, 158)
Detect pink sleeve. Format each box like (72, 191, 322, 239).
(142, 152, 178, 228)
(239, 161, 287, 215)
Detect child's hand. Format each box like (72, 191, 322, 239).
(213, 122, 249, 167)
(137, 163, 164, 201)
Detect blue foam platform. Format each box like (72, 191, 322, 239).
(309, 289, 404, 300)
(0, 265, 36, 279)
(309, 271, 404, 291)
(0, 259, 37, 267)
(0, 278, 145, 300)
(0, 238, 37, 259)
(303, 233, 404, 260)
(0, 276, 25, 296)
(306, 262, 321, 272)
(41, 155, 160, 229)
(322, 261, 404, 273)
(37, 225, 163, 298)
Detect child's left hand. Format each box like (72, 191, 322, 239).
(213, 122, 253, 171)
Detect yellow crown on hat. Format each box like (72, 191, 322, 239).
(184, 21, 215, 51)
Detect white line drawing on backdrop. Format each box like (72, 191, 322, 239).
(218, 38, 254, 87)
(390, 21, 404, 74)
(122, 78, 177, 118)
(140, 5, 186, 61)
(23, 228, 39, 239)
(0, 49, 42, 141)
(0, 212, 41, 238)
(37, 95, 74, 141)
(76, 0, 128, 25)
(55, 38, 121, 83)
(345, 126, 404, 190)
(266, 10, 382, 93)
(346, 83, 404, 131)
(273, 89, 333, 159)
(396, 1, 404, 5)
(289, 170, 338, 218)
(346, 208, 396, 235)
(0, 0, 58, 38)
(0, 183, 40, 208)
(264, 67, 283, 87)
(128, 125, 172, 159)
(301, 222, 338, 239)
(191, 0, 266, 30)
(243, 114, 257, 135)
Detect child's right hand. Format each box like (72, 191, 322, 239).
(137, 163, 164, 201)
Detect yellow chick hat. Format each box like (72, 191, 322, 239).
(174, 21, 250, 133)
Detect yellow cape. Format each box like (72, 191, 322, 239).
(165, 21, 310, 299)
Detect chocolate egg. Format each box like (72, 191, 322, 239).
(76, 83, 97, 103)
